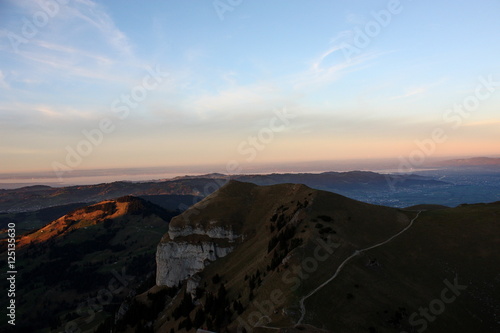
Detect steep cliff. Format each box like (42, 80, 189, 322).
(155, 181, 254, 287)
(156, 233, 237, 287)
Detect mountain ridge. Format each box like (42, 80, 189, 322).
(149, 181, 416, 332)
(133, 181, 499, 333)
(0, 195, 178, 332)
(16, 195, 169, 247)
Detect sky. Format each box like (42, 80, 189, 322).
(0, 0, 499, 176)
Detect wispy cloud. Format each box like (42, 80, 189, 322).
(186, 36, 386, 123)
(310, 44, 346, 72)
(294, 27, 390, 90)
(3, 0, 133, 56)
(0, 70, 9, 89)
(18, 48, 126, 83)
(294, 50, 384, 90)
(388, 78, 448, 101)
(67, 0, 133, 56)
(389, 87, 427, 100)
(190, 83, 290, 121)
(30, 105, 59, 118)
(35, 40, 114, 65)
(1, 0, 137, 85)
(0, 102, 106, 124)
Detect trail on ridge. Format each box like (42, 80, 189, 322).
(296, 211, 422, 326)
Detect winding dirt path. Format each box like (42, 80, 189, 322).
(296, 211, 421, 325)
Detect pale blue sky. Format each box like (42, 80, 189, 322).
(1, 0, 499, 173)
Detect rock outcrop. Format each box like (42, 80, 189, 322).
(156, 181, 256, 287)
(167, 224, 240, 241)
(156, 232, 236, 287)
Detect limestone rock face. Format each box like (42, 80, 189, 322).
(156, 237, 234, 287)
(155, 180, 252, 287)
(167, 224, 240, 241)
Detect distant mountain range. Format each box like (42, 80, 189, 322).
(0, 171, 447, 213)
(0, 179, 209, 213)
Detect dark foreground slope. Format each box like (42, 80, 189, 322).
(0, 196, 178, 333)
(297, 201, 500, 333)
(114, 181, 498, 332)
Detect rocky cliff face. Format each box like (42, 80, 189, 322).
(156, 181, 257, 287)
(167, 224, 240, 241)
(156, 234, 236, 287)
(156, 215, 243, 287)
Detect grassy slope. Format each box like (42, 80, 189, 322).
(152, 182, 413, 332)
(151, 182, 499, 333)
(155, 182, 317, 331)
(227, 188, 412, 331)
(302, 202, 500, 332)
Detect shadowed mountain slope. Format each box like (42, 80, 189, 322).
(0, 196, 179, 333)
(124, 181, 500, 333)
